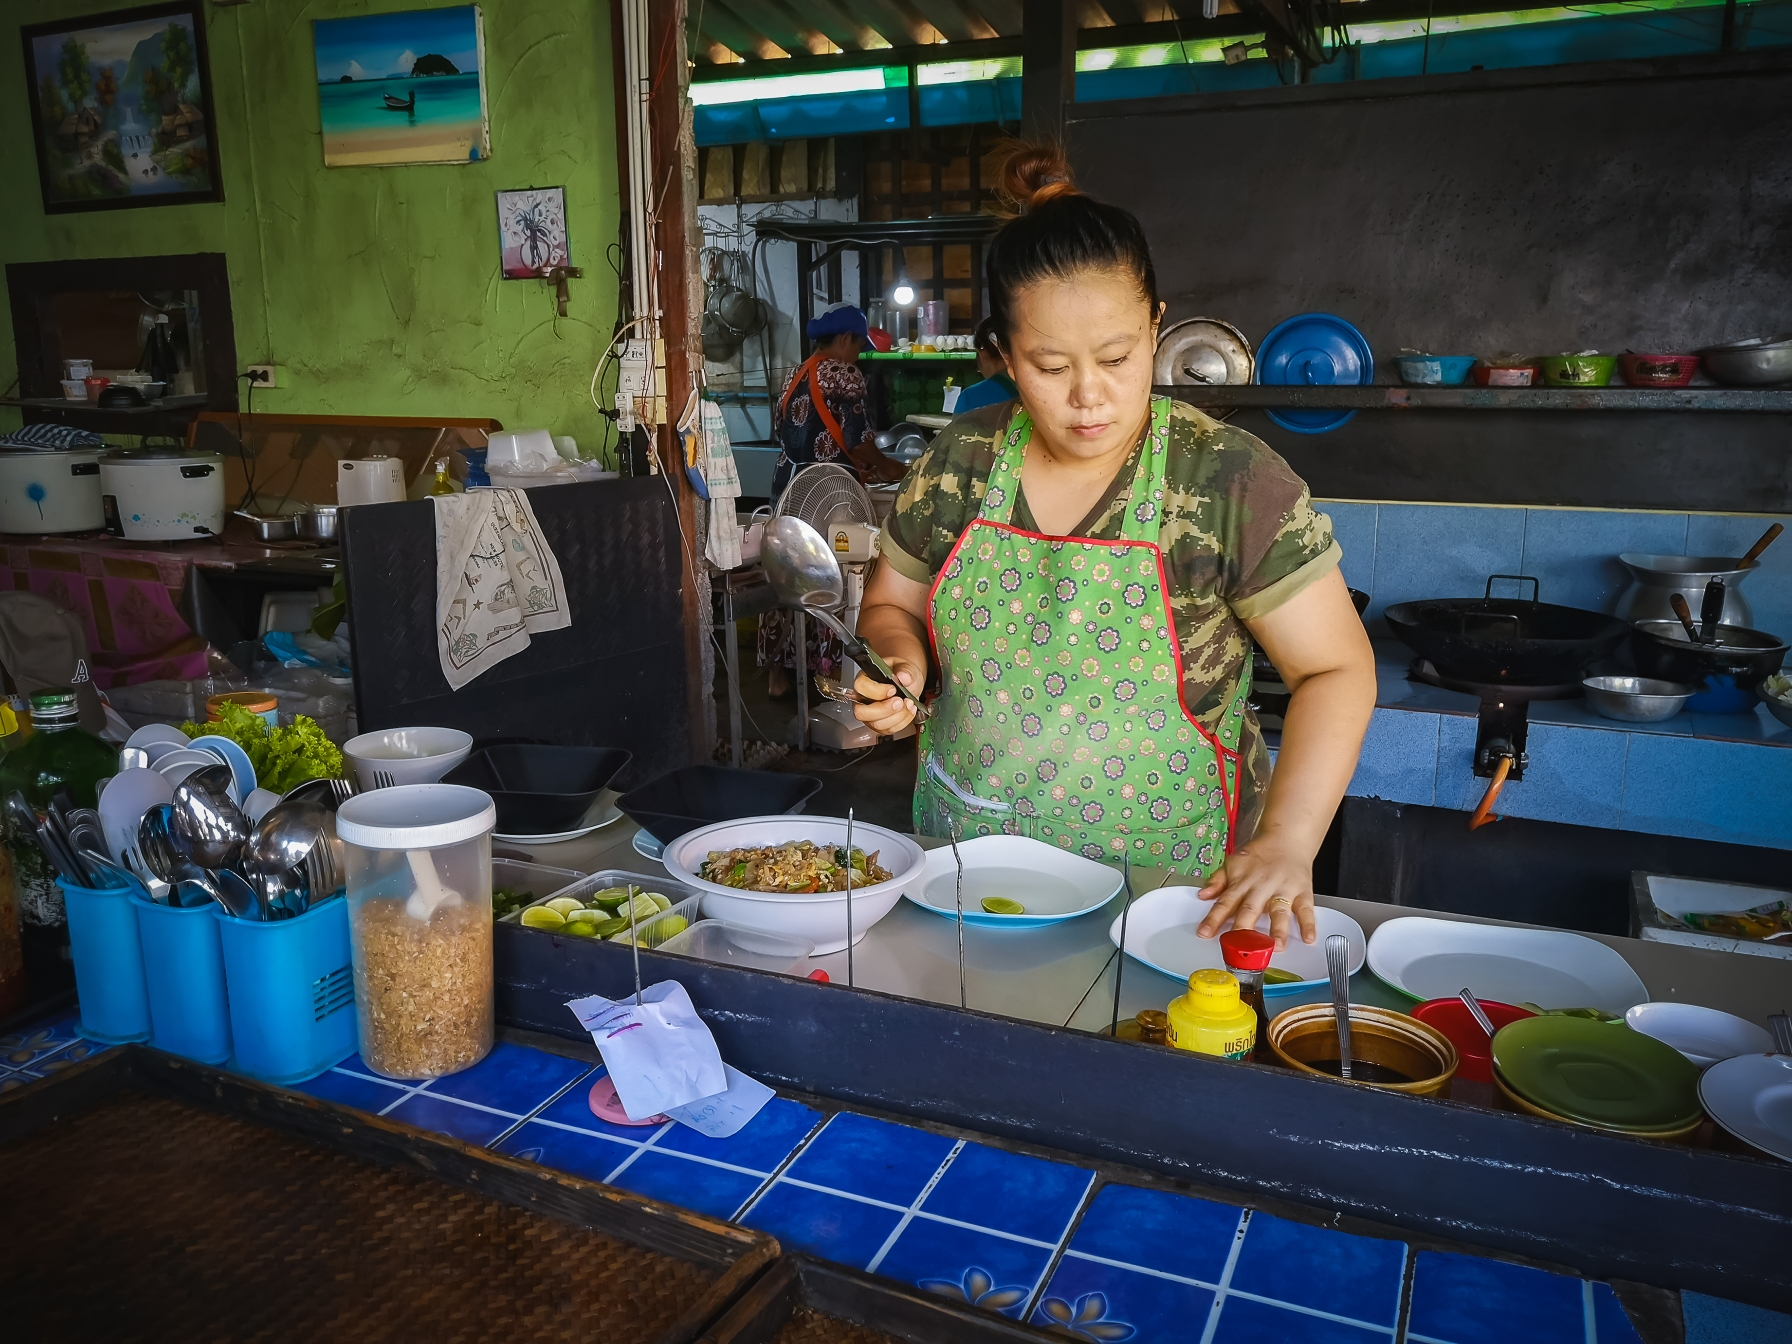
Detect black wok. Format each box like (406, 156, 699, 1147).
(1385, 575, 1630, 686)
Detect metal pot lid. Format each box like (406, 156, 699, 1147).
(1154, 318, 1254, 387)
(101, 447, 222, 463)
(1255, 311, 1374, 435)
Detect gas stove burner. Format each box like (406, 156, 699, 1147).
(1407, 659, 1584, 703)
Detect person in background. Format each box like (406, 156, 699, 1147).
(768, 303, 905, 498)
(951, 316, 1019, 414)
(760, 302, 903, 698)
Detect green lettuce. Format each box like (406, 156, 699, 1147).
(182, 701, 344, 795)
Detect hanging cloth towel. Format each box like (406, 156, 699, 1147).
(433, 487, 570, 691)
(702, 399, 744, 570)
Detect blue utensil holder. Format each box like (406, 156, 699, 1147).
(59, 878, 152, 1044)
(216, 898, 357, 1084)
(132, 891, 232, 1064)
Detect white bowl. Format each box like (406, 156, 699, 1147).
(699, 886, 905, 956)
(1624, 1002, 1776, 1069)
(662, 815, 928, 955)
(342, 727, 474, 788)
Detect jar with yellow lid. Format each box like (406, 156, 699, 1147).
(1165, 968, 1257, 1060)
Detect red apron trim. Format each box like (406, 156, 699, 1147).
(780, 354, 850, 453)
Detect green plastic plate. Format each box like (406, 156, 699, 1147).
(1492, 1016, 1702, 1129)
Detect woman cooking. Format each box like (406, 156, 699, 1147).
(852, 146, 1376, 951)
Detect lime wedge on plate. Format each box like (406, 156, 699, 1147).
(520, 906, 566, 930)
(981, 897, 1026, 915)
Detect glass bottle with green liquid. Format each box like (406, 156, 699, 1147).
(0, 692, 116, 904)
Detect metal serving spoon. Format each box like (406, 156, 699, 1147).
(171, 764, 250, 871)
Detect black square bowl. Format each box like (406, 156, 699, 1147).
(616, 765, 823, 845)
(443, 744, 633, 835)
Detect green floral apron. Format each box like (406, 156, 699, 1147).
(913, 396, 1248, 878)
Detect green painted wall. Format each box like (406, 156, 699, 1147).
(2, 0, 620, 447)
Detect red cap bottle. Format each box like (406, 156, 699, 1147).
(1219, 929, 1276, 1058)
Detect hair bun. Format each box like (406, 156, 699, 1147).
(997, 142, 1080, 215)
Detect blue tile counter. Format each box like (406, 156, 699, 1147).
(1334, 640, 1792, 849)
(7, 1006, 1791, 1340)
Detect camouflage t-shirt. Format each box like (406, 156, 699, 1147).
(879, 397, 1340, 835)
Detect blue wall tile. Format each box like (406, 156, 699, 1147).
(1518, 508, 1687, 615)
(780, 1112, 958, 1207)
(1366, 504, 1527, 629)
(918, 1141, 1093, 1245)
(1682, 1289, 1792, 1344)
(609, 1149, 767, 1221)
(1621, 733, 1792, 849)
(296, 1066, 410, 1114)
(1684, 513, 1792, 642)
(1348, 707, 1440, 806)
(876, 1221, 1053, 1318)
(1211, 1294, 1391, 1342)
(1407, 1251, 1587, 1344)
(1315, 501, 1378, 594)
(741, 1182, 905, 1268)
(1062, 1184, 1243, 1287)
(385, 1091, 517, 1146)
(1033, 1256, 1215, 1343)
(1434, 718, 1627, 830)
(1227, 1214, 1406, 1330)
(421, 1041, 591, 1114)
(1, 1015, 84, 1068)
(654, 1095, 821, 1174)
(496, 1118, 640, 1184)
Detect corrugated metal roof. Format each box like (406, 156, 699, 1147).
(689, 0, 1203, 64)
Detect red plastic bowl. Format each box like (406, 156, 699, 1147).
(1470, 362, 1540, 388)
(1411, 998, 1536, 1083)
(1619, 352, 1699, 387)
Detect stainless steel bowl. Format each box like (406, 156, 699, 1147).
(1582, 675, 1697, 723)
(1760, 679, 1792, 730)
(236, 511, 297, 543)
(297, 504, 339, 541)
(1699, 334, 1792, 386)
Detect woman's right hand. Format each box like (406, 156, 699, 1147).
(852, 657, 925, 734)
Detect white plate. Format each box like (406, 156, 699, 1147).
(1107, 886, 1365, 992)
(97, 767, 174, 866)
(188, 734, 257, 801)
(1624, 1002, 1776, 1069)
(1699, 1053, 1792, 1161)
(493, 799, 623, 844)
(662, 815, 927, 906)
(1367, 916, 1649, 1013)
(904, 834, 1122, 928)
(125, 723, 188, 752)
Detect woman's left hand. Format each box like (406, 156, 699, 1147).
(1192, 835, 1318, 951)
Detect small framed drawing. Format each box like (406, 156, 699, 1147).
(496, 187, 569, 279)
(20, 2, 224, 214)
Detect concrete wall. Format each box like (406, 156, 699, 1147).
(2, 0, 620, 440)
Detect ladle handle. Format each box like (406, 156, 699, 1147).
(1740, 522, 1783, 569)
(1668, 593, 1703, 643)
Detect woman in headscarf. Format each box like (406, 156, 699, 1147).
(760, 303, 903, 697)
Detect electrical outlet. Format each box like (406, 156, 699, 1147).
(245, 365, 278, 388)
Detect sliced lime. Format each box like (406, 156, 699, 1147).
(587, 886, 632, 910)
(544, 896, 584, 916)
(646, 891, 672, 913)
(1263, 966, 1303, 985)
(561, 921, 598, 938)
(520, 906, 566, 930)
(981, 896, 1026, 915)
(592, 916, 629, 939)
(653, 915, 688, 940)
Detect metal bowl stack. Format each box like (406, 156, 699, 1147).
(1699, 334, 1792, 386)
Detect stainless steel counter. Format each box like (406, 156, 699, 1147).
(506, 803, 1789, 1031)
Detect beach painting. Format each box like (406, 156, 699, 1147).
(21, 3, 223, 214)
(312, 5, 490, 167)
(496, 187, 569, 279)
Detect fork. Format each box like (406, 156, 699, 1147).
(306, 839, 342, 904)
(120, 845, 172, 904)
(329, 776, 359, 804)
(372, 769, 397, 790)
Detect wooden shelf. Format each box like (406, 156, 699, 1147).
(3, 394, 216, 436)
(1156, 385, 1792, 411)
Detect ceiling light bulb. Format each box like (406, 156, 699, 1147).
(892, 281, 915, 306)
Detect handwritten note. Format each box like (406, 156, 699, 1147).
(567, 983, 726, 1123)
(666, 1064, 775, 1138)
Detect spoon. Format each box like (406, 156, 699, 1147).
(760, 516, 924, 710)
(170, 856, 234, 914)
(171, 763, 250, 870)
(1458, 987, 1498, 1041)
(1668, 593, 1707, 646)
(243, 799, 337, 901)
(137, 804, 182, 885)
(1325, 933, 1353, 1081)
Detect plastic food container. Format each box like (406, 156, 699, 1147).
(1540, 354, 1617, 387)
(337, 784, 497, 1080)
(658, 919, 815, 974)
(1618, 353, 1699, 388)
(208, 691, 278, 727)
(1470, 360, 1540, 387)
(1396, 354, 1475, 386)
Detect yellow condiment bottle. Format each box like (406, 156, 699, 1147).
(1165, 968, 1257, 1060)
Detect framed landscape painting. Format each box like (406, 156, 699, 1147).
(312, 5, 491, 167)
(21, 2, 223, 214)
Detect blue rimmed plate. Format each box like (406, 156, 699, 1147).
(188, 734, 256, 802)
(903, 834, 1123, 929)
(1255, 311, 1374, 434)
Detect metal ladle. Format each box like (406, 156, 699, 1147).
(171, 764, 250, 871)
(760, 515, 925, 712)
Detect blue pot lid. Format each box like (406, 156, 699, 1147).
(1255, 312, 1374, 388)
(1267, 408, 1358, 434)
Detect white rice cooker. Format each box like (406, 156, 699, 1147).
(0, 447, 105, 534)
(100, 448, 227, 541)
